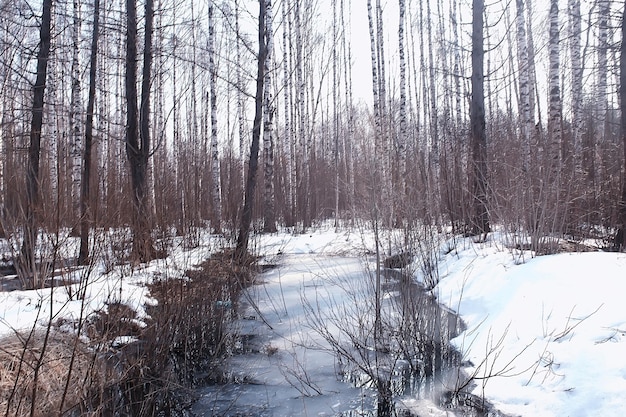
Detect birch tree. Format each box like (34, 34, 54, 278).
(516, 0, 532, 172)
(69, 0, 82, 233)
(263, 0, 276, 233)
(569, 0, 583, 172)
(548, 0, 562, 174)
(398, 0, 407, 195)
(526, 0, 538, 128)
(281, 0, 294, 226)
(595, 0, 610, 183)
(616, 1, 626, 250)
(209, 1, 222, 232)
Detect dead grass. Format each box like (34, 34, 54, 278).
(0, 249, 259, 417)
(0, 330, 104, 417)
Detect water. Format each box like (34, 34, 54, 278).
(191, 256, 488, 417)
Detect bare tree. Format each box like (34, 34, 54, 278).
(569, 0, 583, 173)
(517, 0, 532, 172)
(125, 0, 157, 262)
(78, 0, 101, 265)
(470, 0, 489, 236)
(263, 0, 276, 233)
(398, 0, 408, 196)
(616, 1, 626, 250)
(235, 0, 266, 261)
(548, 0, 562, 174)
(209, 0, 222, 233)
(69, 0, 82, 234)
(20, 0, 54, 279)
(595, 0, 610, 184)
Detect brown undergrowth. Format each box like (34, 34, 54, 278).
(0, 249, 257, 417)
(109, 248, 258, 416)
(0, 330, 107, 417)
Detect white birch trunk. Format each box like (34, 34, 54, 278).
(516, 0, 532, 171)
(209, 0, 221, 232)
(526, 0, 538, 128)
(263, 0, 276, 232)
(548, 0, 562, 173)
(341, 0, 355, 219)
(69, 0, 82, 228)
(596, 0, 610, 183)
(569, 0, 583, 173)
(282, 0, 293, 225)
(367, 0, 381, 170)
(398, 0, 407, 188)
(49, 20, 60, 210)
(332, 0, 339, 228)
(426, 0, 439, 169)
(235, 0, 246, 164)
(295, 0, 309, 226)
(452, 0, 462, 129)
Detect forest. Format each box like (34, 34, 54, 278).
(1, 0, 624, 269)
(1, 0, 626, 415)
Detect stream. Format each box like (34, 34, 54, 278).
(191, 255, 495, 416)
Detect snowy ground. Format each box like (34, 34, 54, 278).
(434, 235, 626, 417)
(1, 226, 625, 416)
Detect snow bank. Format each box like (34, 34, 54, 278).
(435, 237, 626, 416)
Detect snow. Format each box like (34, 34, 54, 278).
(2, 226, 626, 416)
(0, 233, 215, 338)
(434, 235, 626, 417)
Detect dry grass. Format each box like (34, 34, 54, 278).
(0, 330, 103, 417)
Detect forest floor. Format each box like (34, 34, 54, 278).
(1, 224, 626, 416)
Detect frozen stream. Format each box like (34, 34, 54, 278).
(192, 254, 465, 416)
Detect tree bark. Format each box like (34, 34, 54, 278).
(209, 1, 222, 233)
(263, 0, 276, 233)
(569, 0, 583, 173)
(516, 0, 532, 172)
(398, 0, 407, 195)
(470, 0, 489, 236)
(548, 0, 562, 175)
(20, 0, 54, 277)
(616, 2, 626, 250)
(235, 0, 266, 261)
(595, 0, 610, 184)
(69, 0, 82, 235)
(78, 0, 100, 265)
(125, 0, 156, 262)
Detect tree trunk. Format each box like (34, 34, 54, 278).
(516, 0, 532, 172)
(615, 1, 626, 250)
(548, 0, 562, 175)
(209, 1, 222, 233)
(78, 0, 100, 265)
(263, 0, 276, 233)
(367, 0, 382, 184)
(69, 0, 82, 235)
(125, 0, 156, 262)
(235, 0, 266, 261)
(20, 0, 54, 278)
(595, 0, 610, 185)
(569, 0, 583, 173)
(398, 0, 407, 196)
(281, 0, 294, 226)
(526, 0, 538, 130)
(470, 0, 489, 236)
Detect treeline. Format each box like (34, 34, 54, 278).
(0, 0, 624, 268)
